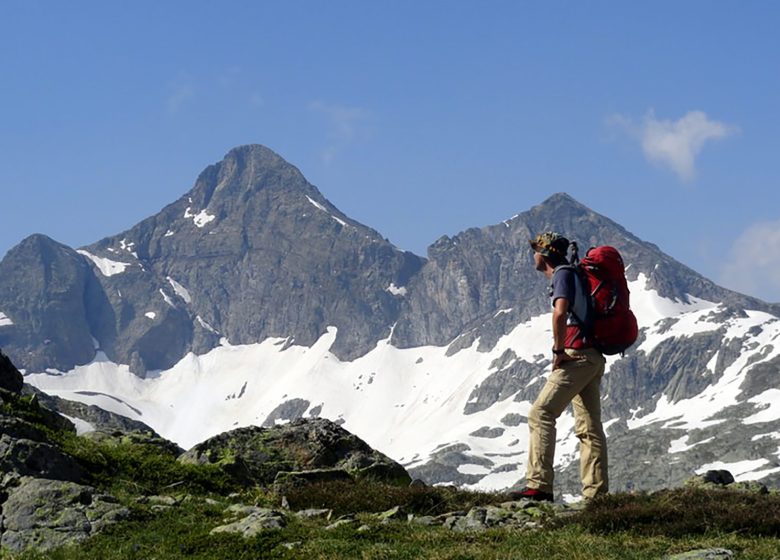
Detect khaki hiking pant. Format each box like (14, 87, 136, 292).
(526, 347, 608, 499)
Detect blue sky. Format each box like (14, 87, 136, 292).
(2, 2, 779, 301)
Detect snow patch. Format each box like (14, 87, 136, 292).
(167, 277, 192, 304)
(196, 316, 219, 334)
(386, 283, 407, 296)
(145, 312, 157, 320)
(60, 414, 96, 436)
(0, 312, 13, 326)
(77, 250, 131, 277)
(119, 239, 138, 259)
(744, 388, 780, 424)
(184, 207, 216, 228)
(305, 195, 347, 227)
(159, 289, 175, 308)
(457, 464, 491, 476)
(193, 210, 215, 227)
(668, 435, 714, 454)
(696, 459, 770, 481)
(164, 230, 175, 237)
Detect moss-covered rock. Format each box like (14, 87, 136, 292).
(178, 418, 411, 487)
(81, 429, 184, 457)
(0, 476, 129, 552)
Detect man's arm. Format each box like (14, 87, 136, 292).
(552, 297, 574, 368)
(552, 297, 568, 351)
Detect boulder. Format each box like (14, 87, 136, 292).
(664, 549, 734, 560)
(377, 505, 408, 522)
(702, 470, 735, 486)
(179, 418, 410, 486)
(0, 477, 129, 552)
(0, 433, 85, 483)
(210, 509, 287, 537)
(273, 468, 353, 494)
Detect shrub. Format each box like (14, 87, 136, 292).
(282, 479, 500, 516)
(576, 487, 780, 537)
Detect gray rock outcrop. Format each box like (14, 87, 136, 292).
(179, 417, 411, 486)
(0, 477, 129, 552)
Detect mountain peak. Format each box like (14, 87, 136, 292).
(189, 144, 308, 204)
(535, 192, 593, 214)
(222, 144, 290, 169)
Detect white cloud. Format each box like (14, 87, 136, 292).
(609, 110, 737, 182)
(309, 101, 369, 164)
(720, 219, 780, 303)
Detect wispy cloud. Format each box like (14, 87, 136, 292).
(720, 219, 780, 302)
(608, 110, 737, 182)
(309, 101, 370, 164)
(166, 73, 195, 114)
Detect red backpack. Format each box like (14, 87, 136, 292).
(575, 246, 638, 355)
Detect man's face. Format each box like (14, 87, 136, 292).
(533, 250, 546, 272)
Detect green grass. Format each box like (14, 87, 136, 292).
(576, 488, 780, 537)
(280, 479, 502, 517)
(4, 482, 780, 560)
(55, 431, 239, 498)
(4, 504, 780, 560)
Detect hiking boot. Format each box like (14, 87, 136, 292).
(507, 487, 554, 502)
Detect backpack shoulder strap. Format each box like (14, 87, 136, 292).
(552, 264, 592, 329)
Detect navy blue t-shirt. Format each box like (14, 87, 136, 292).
(550, 267, 590, 349)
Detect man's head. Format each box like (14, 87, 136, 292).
(530, 232, 570, 272)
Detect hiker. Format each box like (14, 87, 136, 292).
(511, 232, 608, 502)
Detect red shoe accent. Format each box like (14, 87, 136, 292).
(507, 487, 554, 502)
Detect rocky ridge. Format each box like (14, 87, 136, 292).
(1, 146, 773, 377)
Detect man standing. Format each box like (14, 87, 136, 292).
(511, 232, 608, 502)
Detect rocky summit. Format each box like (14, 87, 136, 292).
(0, 145, 423, 374)
(2, 145, 780, 499)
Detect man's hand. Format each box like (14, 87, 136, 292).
(552, 351, 577, 370)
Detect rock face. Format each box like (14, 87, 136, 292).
(26, 386, 157, 435)
(0, 382, 85, 484)
(0, 145, 423, 375)
(392, 193, 773, 351)
(0, 477, 130, 552)
(179, 417, 411, 486)
(0, 236, 105, 373)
